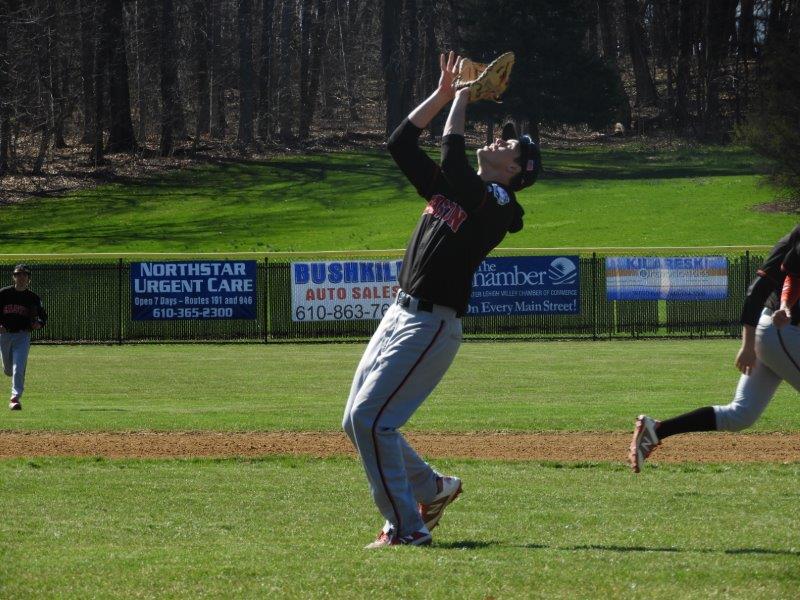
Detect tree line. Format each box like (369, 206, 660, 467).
(0, 0, 798, 193)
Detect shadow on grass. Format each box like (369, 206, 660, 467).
(511, 543, 800, 556)
(435, 540, 502, 549)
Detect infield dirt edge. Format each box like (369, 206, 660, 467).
(2, 431, 800, 463)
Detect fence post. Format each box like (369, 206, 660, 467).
(744, 250, 751, 293)
(591, 252, 598, 340)
(117, 258, 123, 345)
(264, 256, 269, 344)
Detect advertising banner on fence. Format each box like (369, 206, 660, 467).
(466, 256, 580, 316)
(291, 260, 403, 322)
(131, 261, 257, 320)
(605, 256, 728, 301)
(290, 256, 580, 322)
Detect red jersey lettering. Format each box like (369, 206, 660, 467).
(423, 194, 468, 233)
(3, 305, 29, 317)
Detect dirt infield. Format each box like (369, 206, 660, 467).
(2, 431, 800, 462)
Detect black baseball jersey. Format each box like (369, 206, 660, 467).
(741, 225, 800, 326)
(387, 118, 524, 315)
(0, 286, 47, 332)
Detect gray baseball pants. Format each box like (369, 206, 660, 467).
(1, 332, 31, 399)
(715, 309, 800, 431)
(342, 295, 462, 536)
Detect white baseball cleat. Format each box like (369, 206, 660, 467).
(419, 475, 462, 531)
(9, 396, 21, 411)
(365, 526, 432, 549)
(629, 415, 661, 473)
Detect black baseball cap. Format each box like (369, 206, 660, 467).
(502, 123, 542, 191)
(13, 264, 31, 275)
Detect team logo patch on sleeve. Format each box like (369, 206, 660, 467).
(489, 183, 510, 206)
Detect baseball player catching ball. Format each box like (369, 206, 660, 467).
(631, 226, 800, 471)
(0, 264, 47, 410)
(342, 51, 541, 548)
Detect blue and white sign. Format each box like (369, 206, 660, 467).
(605, 256, 728, 301)
(131, 261, 257, 320)
(291, 260, 403, 322)
(466, 256, 580, 316)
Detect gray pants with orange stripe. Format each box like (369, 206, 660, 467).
(715, 309, 800, 430)
(342, 297, 462, 536)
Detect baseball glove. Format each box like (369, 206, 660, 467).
(455, 52, 515, 103)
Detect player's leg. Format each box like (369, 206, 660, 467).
(349, 309, 460, 538)
(631, 315, 783, 471)
(342, 307, 399, 446)
(398, 437, 439, 503)
(0, 333, 12, 377)
(9, 333, 31, 400)
(630, 359, 781, 472)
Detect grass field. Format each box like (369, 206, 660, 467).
(2, 457, 798, 598)
(0, 144, 794, 254)
(2, 341, 798, 432)
(2, 342, 799, 597)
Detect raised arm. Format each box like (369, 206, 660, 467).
(438, 87, 486, 209)
(386, 52, 461, 199)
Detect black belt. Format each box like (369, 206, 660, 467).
(396, 291, 434, 313)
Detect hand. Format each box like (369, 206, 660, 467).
(437, 51, 462, 100)
(0, 325, 5, 333)
(31, 322, 43, 330)
(735, 344, 757, 376)
(772, 308, 791, 328)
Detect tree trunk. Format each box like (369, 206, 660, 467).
(597, 0, 617, 61)
(0, 0, 12, 176)
(739, 0, 755, 59)
(134, 0, 154, 145)
(336, 0, 358, 122)
(597, 0, 632, 126)
(91, 0, 107, 164)
(653, 0, 676, 104)
(257, 0, 274, 141)
(79, 0, 95, 144)
(701, 0, 738, 137)
(298, 0, 312, 139)
(211, 0, 226, 138)
(674, 0, 695, 125)
(160, 0, 180, 156)
(237, 0, 255, 147)
(382, 0, 403, 136)
(193, 0, 211, 136)
(277, 0, 294, 142)
(105, 0, 136, 152)
(48, 0, 67, 149)
(301, 0, 328, 140)
(420, 0, 439, 137)
(401, 0, 418, 117)
(623, 0, 658, 106)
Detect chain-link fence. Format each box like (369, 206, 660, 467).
(1, 250, 766, 343)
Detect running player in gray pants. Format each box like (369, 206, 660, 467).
(342, 52, 540, 548)
(0, 264, 47, 411)
(630, 226, 800, 471)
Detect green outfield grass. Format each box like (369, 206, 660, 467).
(1, 457, 798, 598)
(0, 144, 793, 255)
(2, 340, 798, 432)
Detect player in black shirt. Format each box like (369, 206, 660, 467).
(342, 52, 541, 547)
(0, 264, 47, 410)
(630, 226, 800, 471)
